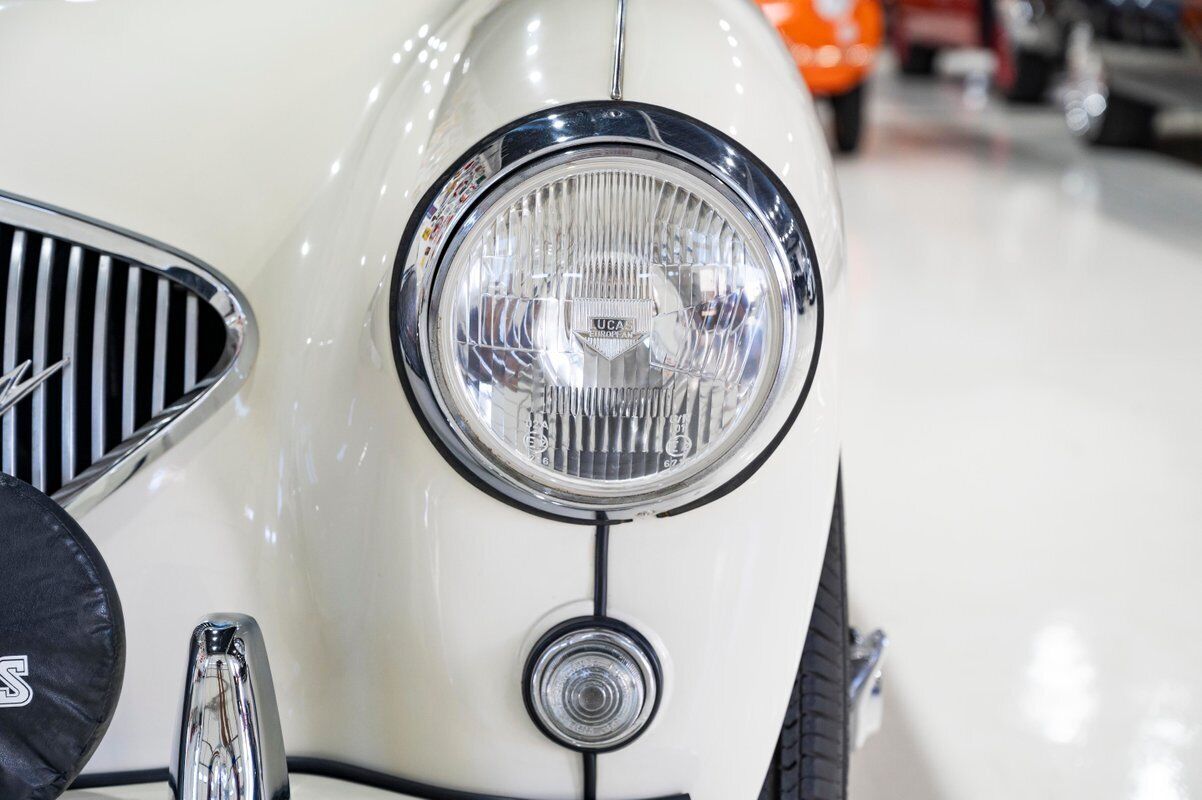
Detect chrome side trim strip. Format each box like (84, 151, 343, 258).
(0, 190, 257, 516)
(31, 237, 54, 491)
(610, 0, 628, 100)
(171, 614, 289, 800)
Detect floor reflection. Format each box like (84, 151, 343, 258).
(841, 56, 1202, 800)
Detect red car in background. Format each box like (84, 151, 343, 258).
(889, 0, 1062, 101)
(759, 0, 885, 152)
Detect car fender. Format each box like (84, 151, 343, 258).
(0, 1, 845, 798)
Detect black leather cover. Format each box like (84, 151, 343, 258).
(0, 475, 125, 800)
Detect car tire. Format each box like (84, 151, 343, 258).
(998, 47, 1052, 103)
(1086, 92, 1157, 148)
(898, 43, 937, 76)
(758, 479, 849, 800)
(1065, 22, 1157, 148)
(831, 86, 865, 154)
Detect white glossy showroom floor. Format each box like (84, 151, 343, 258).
(840, 56, 1202, 800)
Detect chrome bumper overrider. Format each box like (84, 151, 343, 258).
(849, 628, 889, 751)
(172, 614, 289, 800)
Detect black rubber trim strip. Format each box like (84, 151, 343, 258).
(593, 523, 610, 618)
(582, 752, 597, 800)
(587, 515, 610, 798)
(68, 760, 690, 800)
(387, 99, 824, 525)
(69, 768, 166, 789)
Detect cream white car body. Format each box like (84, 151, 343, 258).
(0, 0, 846, 798)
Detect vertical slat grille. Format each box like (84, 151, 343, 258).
(0, 220, 228, 499)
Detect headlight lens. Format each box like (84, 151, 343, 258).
(424, 147, 794, 509)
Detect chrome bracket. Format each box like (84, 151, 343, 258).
(170, 614, 289, 800)
(848, 628, 888, 751)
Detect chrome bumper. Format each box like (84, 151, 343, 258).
(849, 628, 889, 751)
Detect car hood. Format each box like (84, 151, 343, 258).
(0, 0, 493, 285)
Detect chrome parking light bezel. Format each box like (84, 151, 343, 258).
(522, 616, 663, 753)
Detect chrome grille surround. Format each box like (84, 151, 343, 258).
(0, 191, 256, 515)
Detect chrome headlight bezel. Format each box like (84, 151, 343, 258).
(390, 103, 823, 523)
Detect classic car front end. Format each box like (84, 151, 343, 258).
(0, 2, 882, 799)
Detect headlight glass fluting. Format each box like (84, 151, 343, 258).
(423, 147, 797, 509)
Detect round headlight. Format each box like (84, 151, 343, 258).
(395, 107, 821, 520)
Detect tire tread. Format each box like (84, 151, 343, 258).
(758, 479, 849, 800)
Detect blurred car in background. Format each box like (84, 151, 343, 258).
(759, 0, 885, 152)
(887, 0, 1062, 101)
(1063, 0, 1202, 146)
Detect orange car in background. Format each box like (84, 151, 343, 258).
(758, 0, 885, 152)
